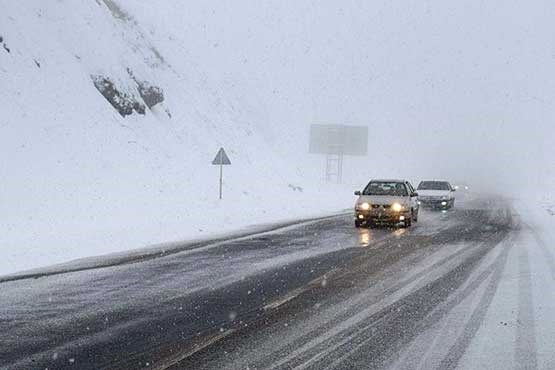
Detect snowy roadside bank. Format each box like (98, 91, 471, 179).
(453, 195, 555, 369)
(0, 187, 352, 280)
(0, 210, 349, 284)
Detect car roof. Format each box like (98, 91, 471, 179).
(419, 179, 451, 183)
(369, 179, 407, 183)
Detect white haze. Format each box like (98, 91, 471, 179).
(129, 0, 555, 191)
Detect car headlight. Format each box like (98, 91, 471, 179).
(391, 202, 403, 212)
(359, 202, 370, 210)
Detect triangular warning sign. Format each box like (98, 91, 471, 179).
(212, 147, 231, 165)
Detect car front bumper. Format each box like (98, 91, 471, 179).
(355, 209, 410, 224)
(418, 198, 453, 209)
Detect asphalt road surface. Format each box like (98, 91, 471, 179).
(1, 196, 524, 370)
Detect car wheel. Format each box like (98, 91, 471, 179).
(413, 210, 418, 223)
(404, 213, 412, 228)
(355, 220, 363, 228)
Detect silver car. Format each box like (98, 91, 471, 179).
(354, 179, 419, 228)
(417, 180, 456, 210)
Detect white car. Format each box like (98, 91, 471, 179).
(354, 179, 420, 228)
(417, 180, 455, 209)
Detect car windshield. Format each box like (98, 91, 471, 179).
(363, 182, 408, 196)
(418, 181, 451, 191)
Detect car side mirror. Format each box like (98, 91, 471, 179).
(354, 190, 361, 196)
(412, 192, 418, 197)
(451, 189, 456, 192)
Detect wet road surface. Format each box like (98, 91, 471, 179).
(1, 197, 519, 370)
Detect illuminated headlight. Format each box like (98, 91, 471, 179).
(391, 203, 403, 212)
(358, 202, 370, 210)
(441, 201, 447, 206)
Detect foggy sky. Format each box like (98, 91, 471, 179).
(131, 0, 555, 191)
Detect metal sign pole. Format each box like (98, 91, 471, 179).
(337, 150, 343, 184)
(219, 163, 223, 199)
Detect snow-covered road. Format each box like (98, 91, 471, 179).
(1, 195, 554, 370)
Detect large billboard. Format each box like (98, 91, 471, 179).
(309, 124, 368, 156)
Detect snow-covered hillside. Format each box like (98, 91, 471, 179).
(0, 0, 354, 276)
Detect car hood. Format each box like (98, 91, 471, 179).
(356, 195, 408, 206)
(418, 190, 452, 197)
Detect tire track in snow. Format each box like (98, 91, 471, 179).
(435, 232, 515, 370)
(269, 229, 512, 370)
(265, 242, 481, 370)
(342, 231, 513, 370)
(258, 210, 494, 365)
(251, 227, 490, 370)
(528, 225, 555, 282)
(514, 243, 538, 370)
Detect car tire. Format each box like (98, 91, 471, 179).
(355, 220, 363, 228)
(413, 210, 418, 223)
(404, 213, 412, 228)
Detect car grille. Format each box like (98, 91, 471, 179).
(419, 196, 442, 201)
(371, 204, 391, 209)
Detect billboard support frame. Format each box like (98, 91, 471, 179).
(309, 124, 368, 184)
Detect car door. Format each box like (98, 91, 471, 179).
(406, 182, 419, 212)
(447, 182, 455, 200)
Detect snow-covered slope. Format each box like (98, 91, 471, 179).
(0, 0, 352, 276)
